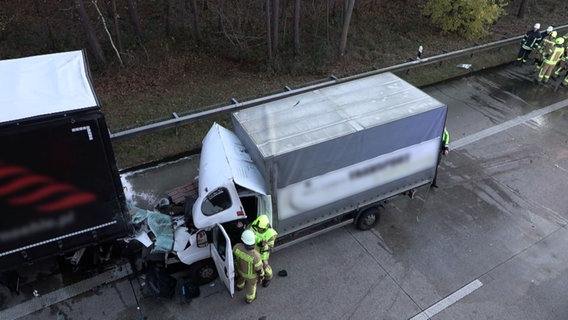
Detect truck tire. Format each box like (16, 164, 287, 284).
(188, 259, 218, 285)
(356, 207, 381, 231)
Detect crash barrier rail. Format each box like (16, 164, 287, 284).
(110, 24, 568, 141)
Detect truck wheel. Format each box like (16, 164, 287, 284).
(189, 259, 218, 285)
(356, 207, 381, 231)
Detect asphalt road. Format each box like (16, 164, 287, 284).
(2, 62, 568, 320)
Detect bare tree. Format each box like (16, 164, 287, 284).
(126, 0, 144, 40)
(517, 0, 529, 18)
(271, 0, 280, 56)
(74, 0, 106, 65)
(215, 0, 224, 32)
(189, 0, 201, 42)
(110, 0, 123, 53)
(293, 0, 301, 55)
(92, 0, 122, 65)
(179, 0, 187, 29)
(32, 0, 56, 49)
(164, 0, 173, 36)
(265, 0, 273, 61)
(339, 0, 355, 57)
(326, 0, 330, 41)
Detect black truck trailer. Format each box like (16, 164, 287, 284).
(0, 50, 131, 270)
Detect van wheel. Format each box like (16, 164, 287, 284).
(189, 259, 218, 285)
(356, 207, 381, 230)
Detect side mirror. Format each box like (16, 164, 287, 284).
(196, 230, 208, 248)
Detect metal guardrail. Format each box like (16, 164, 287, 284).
(110, 24, 568, 141)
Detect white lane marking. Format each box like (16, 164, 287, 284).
(452, 99, 568, 149)
(409, 279, 483, 320)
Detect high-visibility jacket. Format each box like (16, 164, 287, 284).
(442, 128, 450, 152)
(249, 225, 278, 261)
(233, 243, 263, 280)
(539, 35, 556, 55)
(544, 45, 565, 65)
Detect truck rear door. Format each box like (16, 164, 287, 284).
(210, 223, 235, 297)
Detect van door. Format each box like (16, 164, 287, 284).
(210, 223, 235, 297)
(193, 184, 246, 229)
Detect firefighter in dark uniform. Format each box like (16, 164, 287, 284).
(233, 230, 264, 304)
(517, 23, 542, 65)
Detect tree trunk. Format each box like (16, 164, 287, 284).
(215, 0, 224, 32)
(32, 0, 56, 50)
(127, 0, 144, 40)
(110, 0, 123, 52)
(265, 0, 273, 61)
(189, 0, 201, 42)
(74, 0, 106, 65)
(326, 0, 330, 41)
(164, 0, 173, 36)
(339, 0, 355, 57)
(517, 0, 528, 19)
(271, 0, 280, 56)
(179, 0, 187, 29)
(293, 0, 300, 55)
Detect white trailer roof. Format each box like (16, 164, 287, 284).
(0, 50, 98, 124)
(232, 72, 446, 158)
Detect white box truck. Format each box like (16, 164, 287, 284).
(161, 72, 448, 295)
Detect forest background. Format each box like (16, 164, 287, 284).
(1, 0, 567, 169)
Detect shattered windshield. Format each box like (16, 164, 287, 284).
(202, 187, 232, 216)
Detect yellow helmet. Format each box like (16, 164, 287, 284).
(551, 31, 558, 38)
(256, 215, 270, 229)
(556, 37, 565, 45)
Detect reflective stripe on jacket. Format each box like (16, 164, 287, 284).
(233, 243, 263, 279)
(442, 128, 450, 151)
(521, 29, 542, 50)
(544, 45, 565, 65)
(251, 227, 278, 261)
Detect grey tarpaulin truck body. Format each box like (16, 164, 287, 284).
(0, 50, 130, 270)
(231, 72, 447, 237)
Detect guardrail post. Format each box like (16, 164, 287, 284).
(172, 112, 179, 135)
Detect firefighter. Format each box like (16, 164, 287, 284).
(539, 26, 554, 44)
(535, 30, 557, 70)
(233, 229, 264, 304)
(516, 23, 542, 65)
(536, 37, 565, 84)
(432, 128, 450, 188)
(560, 55, 568, 86)
(552, 34, 568, 80)
(248, 215, 278, 288)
